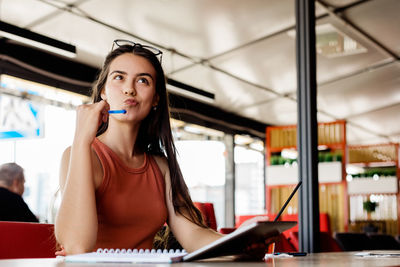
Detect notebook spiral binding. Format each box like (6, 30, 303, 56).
(96, 248, 186, 254)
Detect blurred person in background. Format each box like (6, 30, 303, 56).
(0, 162, 38, 222)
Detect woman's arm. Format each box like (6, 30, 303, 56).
(155, 157, 223, 252)
(55, 101, 108, 255)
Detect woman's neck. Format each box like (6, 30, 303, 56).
(98, 120, 141, 160)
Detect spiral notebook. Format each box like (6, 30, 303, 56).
(64, 221, 295, 263)
(65, 182, 301, 263)
(65, 248, 187, 263)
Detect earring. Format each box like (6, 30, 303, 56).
(153, 105, 157, 111)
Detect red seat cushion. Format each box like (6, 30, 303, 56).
(0, 221, 56, 259)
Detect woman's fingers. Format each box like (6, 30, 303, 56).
(234, 230, 280, 261)
(98, 101, 110, 124)
(55, 245, 66, 256)
(74, 100, 110, 144)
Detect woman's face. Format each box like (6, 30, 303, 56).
(101, 53, 159, 122)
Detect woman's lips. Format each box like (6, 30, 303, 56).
(124, 99, 138, 106)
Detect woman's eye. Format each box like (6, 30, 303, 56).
(114, 75, 123, 80)
(137, 77, 150, 85)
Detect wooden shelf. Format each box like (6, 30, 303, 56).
(347, 176, 398, 194)
(347, 143, 399, 235)
(266, 162, 343, 185)
(265, 120, 347, 232)
(347, 161, 397, 167)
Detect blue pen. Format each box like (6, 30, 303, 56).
(108, 109, 127, 114)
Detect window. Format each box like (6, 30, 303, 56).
(172, 120, 226, 227)
(234, 135, 265, 217)
(0, 74, 88, 222)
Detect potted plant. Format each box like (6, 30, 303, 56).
(363, 200, 378, 220)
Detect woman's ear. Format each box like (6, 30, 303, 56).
(100, 90, 107, 100)
(152, 94, 160, 107)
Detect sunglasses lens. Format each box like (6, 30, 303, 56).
(114, 40, 134, 47)
(142, 46, 162, 56)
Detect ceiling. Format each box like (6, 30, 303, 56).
(1, 0, 399, 145)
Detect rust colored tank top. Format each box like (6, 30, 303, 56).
(92, 138, 167, 250)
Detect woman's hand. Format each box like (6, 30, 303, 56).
(235, 231, 280, 261)
(55, 245, 66, 257)
(235, 216, 279, 261)
(73, 100, 109, 145)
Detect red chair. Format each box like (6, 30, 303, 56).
(235, 215, 256, 228)
(319, 213, 331, 233)
(194, 202, 217, 231)
(235, 213, 277, 228)
(218, 227, 236, 234)
(0, 221, 56, 259)
(281, 213, 332, 238)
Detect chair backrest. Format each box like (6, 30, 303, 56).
(0, 221, 56, 259)
(235, 213, 277, 228)
(288, 231, 342, 252)
(320, 232, 343, 252)
(334, 232, 374, 251)
(193, 202, 217, 231)
(281, 213, 332, 235)
(367, 233, 400, 250)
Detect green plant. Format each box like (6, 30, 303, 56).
(270, 155, 279, 165)
(363, 200, 378, 213)
(324, 152, 333, 162)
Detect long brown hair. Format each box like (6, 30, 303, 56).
(91, 44, 207, 244)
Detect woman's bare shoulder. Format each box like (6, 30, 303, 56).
(60, 145, 103, 188)
(61, 145, 98, 161)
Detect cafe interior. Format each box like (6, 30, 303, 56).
(0, 0, 400, 263)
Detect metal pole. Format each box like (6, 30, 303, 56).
(295, 0, 320, 252)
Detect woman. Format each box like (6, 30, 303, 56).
(55, 40, 222, 255)
(55, 40, 269, 257)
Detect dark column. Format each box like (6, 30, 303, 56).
(295, 0, 320, 252)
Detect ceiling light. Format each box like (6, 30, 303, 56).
(0, 21, 76, 58)
(287, 23, 367, 58)
(315, 24, 367, 58)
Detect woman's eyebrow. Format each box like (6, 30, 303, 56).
(109, 70, 127, 76)
(137, 72, 154, 81)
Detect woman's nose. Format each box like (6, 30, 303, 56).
(123, 85, 136, 96)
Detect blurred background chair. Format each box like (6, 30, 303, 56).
(366, 233, 400, 250)
(280, 213, 331, 235)
(0, 221, 56, 259)
(334, 232, 374, 251)
(288, 231, 342, 252)
(396, 235, 400, 245)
